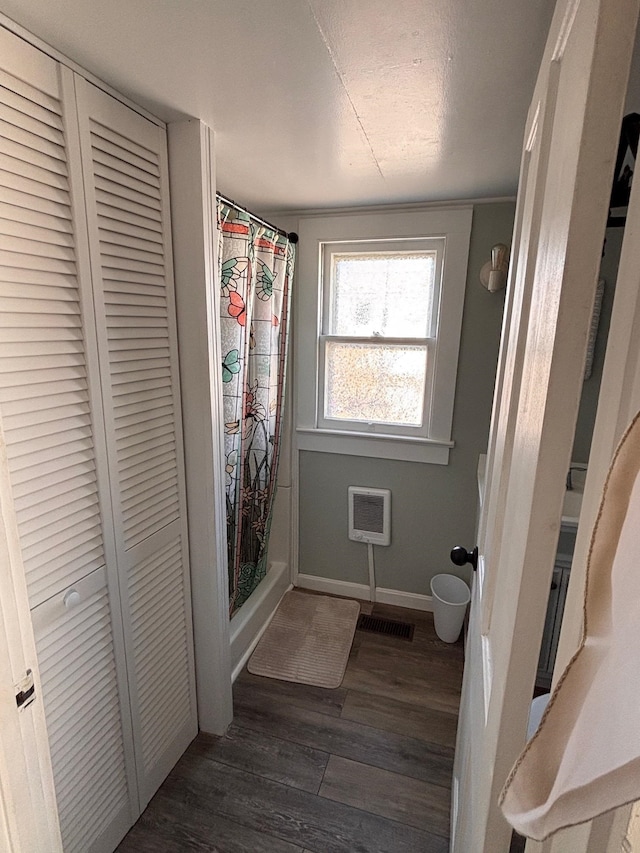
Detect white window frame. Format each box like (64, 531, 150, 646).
(318, 238, 444, 438)
(296, 207, 473, 465)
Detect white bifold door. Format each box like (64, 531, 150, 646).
(0, 26, 196, 853)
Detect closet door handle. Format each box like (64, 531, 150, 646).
(63, 588, 81, 609)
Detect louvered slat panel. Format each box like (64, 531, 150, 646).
(1, 98, 64, 141)
(95, 183, 162, 220)
(99, 240, 164, 266)
(0, 222, 75, 252)
(115, 412, 174, 445)
(121, 471, 177, 516)
(100, 220, 163, 248)
(0, 116, 66, 160)
(89, 111, 180, 550)
(1, 225, 76, 254)
(18, 489, 99, 543)
(3, 395, 89, 428)
(102, 255, 164, 277)
(0, 337, 85, 361)
(127, 535, 190, 770)
(112, 386, 172, 415)
(13, 470, 97, 512)
(0, 385, 89, 417)
(0, 250, 76, 276)
(101, 226, 163, 250)
(1, 151, 69, 191)
(0, 136, 67, 176)
(90, 133, 160, 179)
(115, 405, 173, 431)
(92, 145, 159, 190)
(102, 273, 167, 293)
(0, 72, 106, 610)
(0, 264, 78, 288)
(0, 218, 73, 251)
(0, 72, 59, 113)
(77, 78, 196, 809)
(5, 423, 92, 460)
(124, 499, 180, 546)
(31, 569, 130, 853)
(90, 120, 158, 166)
(22, 519, 100, 571)
(0, 198, 73, 230)
(0, 286, 78, 308)
(105, 302, 167, 320)
(93, 162, 161, 203)
(0, 82, 63, 130)
(17, 489, 100, 549)
(2, 169, 71, 205)
(0, 373, 87, 405)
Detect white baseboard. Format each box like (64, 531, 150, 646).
(229, 561, 291, 681)
(376, 587, 433, 612)
(295, 573, 433, 612)
(295, 574, 370, 600)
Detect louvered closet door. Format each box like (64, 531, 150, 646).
(0, 30, 135, 853)
(75, 77, 197, 807)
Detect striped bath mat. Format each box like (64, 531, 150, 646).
(248, 590, 360, 688)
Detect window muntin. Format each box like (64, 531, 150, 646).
(319, 239, 444, 436)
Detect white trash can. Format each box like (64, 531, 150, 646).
(527, 693, 551, 740)
(430, 573, 471, 643)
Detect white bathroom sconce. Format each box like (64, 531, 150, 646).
(480, 243, 510, 292)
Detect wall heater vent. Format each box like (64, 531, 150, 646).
(348, 487, 391, 546)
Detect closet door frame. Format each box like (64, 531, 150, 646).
(167, 119, 234, 735)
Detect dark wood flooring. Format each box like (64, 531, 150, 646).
(116, 597, 465, 853)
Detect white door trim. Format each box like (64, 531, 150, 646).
(168, 119, 233, 735)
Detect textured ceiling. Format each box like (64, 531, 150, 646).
(0, 0, 555, 211)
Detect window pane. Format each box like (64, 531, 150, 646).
(324, 342, 427, 426)
(331, 252, 436, 338)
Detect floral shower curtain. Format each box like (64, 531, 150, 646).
(217, 201, 295, 615)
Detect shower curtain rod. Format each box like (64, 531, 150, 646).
(216, 192, 298, 244)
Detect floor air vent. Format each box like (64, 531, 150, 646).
(356, 614, 414, 641)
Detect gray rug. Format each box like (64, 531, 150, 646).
(248, 590, 360, 688)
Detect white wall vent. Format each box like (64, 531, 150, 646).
(348, 487, 391, 546)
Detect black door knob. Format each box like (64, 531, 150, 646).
(450, 545, 478, 571)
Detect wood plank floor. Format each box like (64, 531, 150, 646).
(117, 597, 464, 853)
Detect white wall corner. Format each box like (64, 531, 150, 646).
(167, 119, 233, 734)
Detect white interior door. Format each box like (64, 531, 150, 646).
(451, 1, 640, 851)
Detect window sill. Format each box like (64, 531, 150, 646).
(296, 427, 453, 464)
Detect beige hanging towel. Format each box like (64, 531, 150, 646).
(500, 409, 640, 840)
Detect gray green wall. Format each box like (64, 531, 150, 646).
(297, 202, 515, 595)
